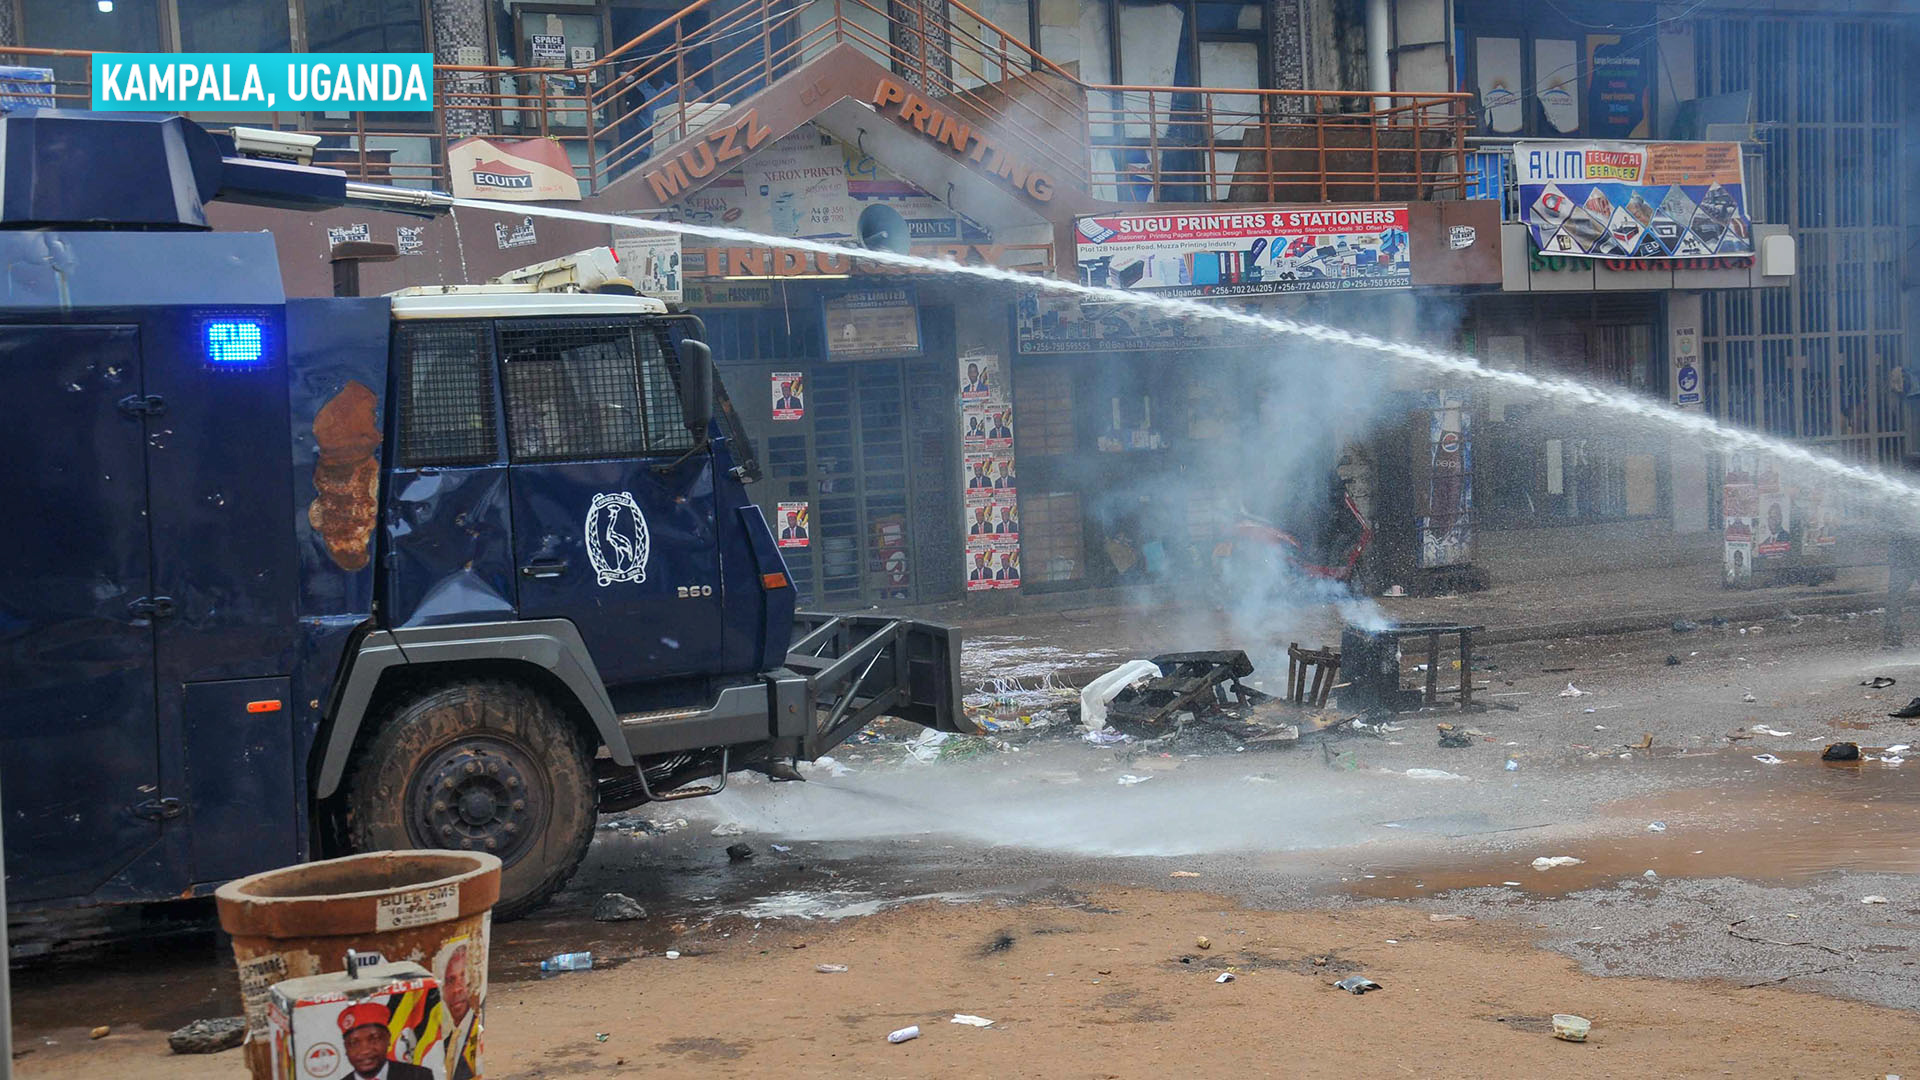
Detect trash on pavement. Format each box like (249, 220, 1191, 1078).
(771, 844, 792, 853)
(1647, 821, 1667, 832)
(1671, 620, 1698, 633)
(1741, 691, 1757, 703)
(1752, 726, 1792, 737)
(1429, 913, 1474, 922)
(1862, 895, 1891, 904)
(726, 843, 754, 861)
(1083, 728, 1134, 746)
(168, 1017, 247, 1055)
(1643, 870, 1659, 880)
(1558, 684, 1588, 698)
(1863, 677, 1897, 689)
(1117, 774, 1153, 785)
(887, 1026, 921, 1044)
(711, 821, 746, 836)
(89, 1026, 110, 1040)
(593, 893, 648, 922)
(664, 950, 682, 959)
(542, 951, 593, 972)
(1405, 768, 1468, 781)
(816, 964, 849, 973)
(1823, 742, 1862, 762)
(1195, 936, 1212, 950)
(951, 1014, 995, 1026)
(1752, 753, 1785, 764)
(1665, 655, 1681, 666)
(1079, 660, 1164, 731)
(906, 729, 953, 762)
(1215, 972, 1235, 983)
(1333, 976, 1382, 994)
(1170, 871, 1201, 878)
(1532, 856, 1584, 870)
(1505, 758, 1520, 771)
(1552, 1014, 1592, 1042)
(1890, 697, 1920, 719)
(1438, 724, 1473, 748)
(1100, 651, 1300, 748)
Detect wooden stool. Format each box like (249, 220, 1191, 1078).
(1286, 643, 1340, 707)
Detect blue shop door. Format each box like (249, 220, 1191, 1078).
(0, 326, 164, 904)
(502, 318, 725, 686)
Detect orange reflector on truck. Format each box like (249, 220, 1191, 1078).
(246, 699, 284, 714)
(761, 572, 789, 590)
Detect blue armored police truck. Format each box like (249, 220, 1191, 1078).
(0, 108, 963, 918)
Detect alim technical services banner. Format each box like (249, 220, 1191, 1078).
(1515, 141, 1752, 259)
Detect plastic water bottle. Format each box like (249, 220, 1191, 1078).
(540, 951, 593, 973)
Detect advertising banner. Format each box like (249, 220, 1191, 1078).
(610, 224, 682, 302)
(1516, 141, 1750, 259)
(822, 287, 921, 359)
(449, 136, 583, 202)
(1074, 206, 1411, 298)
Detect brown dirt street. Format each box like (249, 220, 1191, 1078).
(22, 887, 1920, 1078)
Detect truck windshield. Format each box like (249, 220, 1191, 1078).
(498, 317, 693, 463)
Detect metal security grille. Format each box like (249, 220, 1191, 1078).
(497, 319, 692, 463)
(1696, 13, 1906, 467)
(394, 321, 499, 467)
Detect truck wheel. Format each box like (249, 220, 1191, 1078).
(342, 680, 596, 921)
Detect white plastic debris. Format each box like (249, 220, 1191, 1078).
(1887, 744, 1912, 754)
(1862, 895, 1891, 905)
(1742, 692, 1757, 703)
(1558, 683, 1587, 698)
(1083, 728, 1134, 746)
(1883, 756, 1906, 766)
(905, 729, 951, 763)
(1504, 758, 1519, 772)
(1116, 774, 1153, 786)
(950, 1015, 994, 1027)
(816, 964, 849, 973)
(811, 755, 853, 777)
(664, 950, 681, 959)
(1752, 753, 1785, 764)
(1404, 768, 1468, 781)
(1215, 972, 1235, 983)
(1531, 856, 1584, 871)
(1079, 660, 1164, 731)
(1643, 870, 1659, 880)
(1647, 821, 1667, 832)
(711, 821, 746, 837)
(887, 1026, 920, 1044)
(1752, 726, 1793, 737)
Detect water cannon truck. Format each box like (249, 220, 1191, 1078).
(0, 108, 967, 918)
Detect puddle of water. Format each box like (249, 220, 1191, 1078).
(1345, 751, 1920, 898)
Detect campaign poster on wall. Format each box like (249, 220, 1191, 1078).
(1516, 141, 1751, 259)
(960, 349, 1019, 591)
(775, 502, 810, 548)
(771, 372, 805, 421)
(1074, 206, 1411, 298)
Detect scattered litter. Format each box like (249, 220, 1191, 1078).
(1438, 725, 1473, 748)
(726, 843, 754, 861)
(887, 1026, 921, 1044)
(168, 1018, 246, 1055)
(1882, 756, 1907, 766)
(1647, 821, 1667, 832)
(1862, 895, 1891, 905)
(1083, 728, 1134, 746)
(816, 964, 849, 973)
(1631, 734, 1654, 750)
(592, 893, 648, 922)
(1552, 1014, 1591, 1042)
(1333, 976, 1382, 994)
(1558, 684, 1588, 698)
(1196, 936, 1212, 950)
(1503, 881, 1523, 887)
(89, 1026, 109, 1040)
(1117, 774, 1153, 786)
(1429, 913, 1474, 923)
(1643, 870, 1659, 880)
(1505, 758, 1519, 772)
(771, 844, 792, 853)
(1864, 677, 1898, 689)
(1822, 742, 1861, 762)
(1405, 768, 1469, 781)
(1665, 655, 1681, 666)
(951, 1014, 995, 1027)
(1889, 697, 1920, 719)
(1215, 972, 1236, 983)
(1170, 871, 1201, 879)
(540, 952, 593, 973)
(1672, 620, 1698, 633)
(1742, 692, 1757, 703)
(1384, 585, 1406, 596)
(1887, 744, 1911, 754)
(811, 755, 853, 778)
(711, 821, 746, 837)
(1752, 726, 1792, 737)
(594, 1032, 609, 1043)
(1532, 857, 1584, 871)
(665, 950, 682, 960)
(1752, 753, 1785, 764)
(1079, 660, 1164, 731)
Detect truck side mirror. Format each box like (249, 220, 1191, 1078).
(676, 338, 714, 444)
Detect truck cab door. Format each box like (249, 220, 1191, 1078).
(0, 325, 165, 904)
(501, 318, 726, 687)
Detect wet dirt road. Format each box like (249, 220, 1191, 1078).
(14, 612, 1920, 1077)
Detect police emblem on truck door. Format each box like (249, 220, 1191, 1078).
(585, 492, 651, 586)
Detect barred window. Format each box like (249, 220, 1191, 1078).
(499, 319, 692, 463)
(394, 322, 499, 467)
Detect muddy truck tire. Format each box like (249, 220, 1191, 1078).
(342, 679, 596, 920)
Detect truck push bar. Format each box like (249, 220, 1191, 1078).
(785, 613, 973, 757)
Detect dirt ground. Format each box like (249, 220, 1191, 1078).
(20, 885, 1920, 1079)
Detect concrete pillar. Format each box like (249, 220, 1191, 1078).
(431, 0, 492, 137)
(1365, 0, 1390, 109)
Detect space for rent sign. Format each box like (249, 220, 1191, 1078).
(92, 53, 433, 112)
(1515, 141, 1752, 259)
(1073, 206, 1411, 298)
